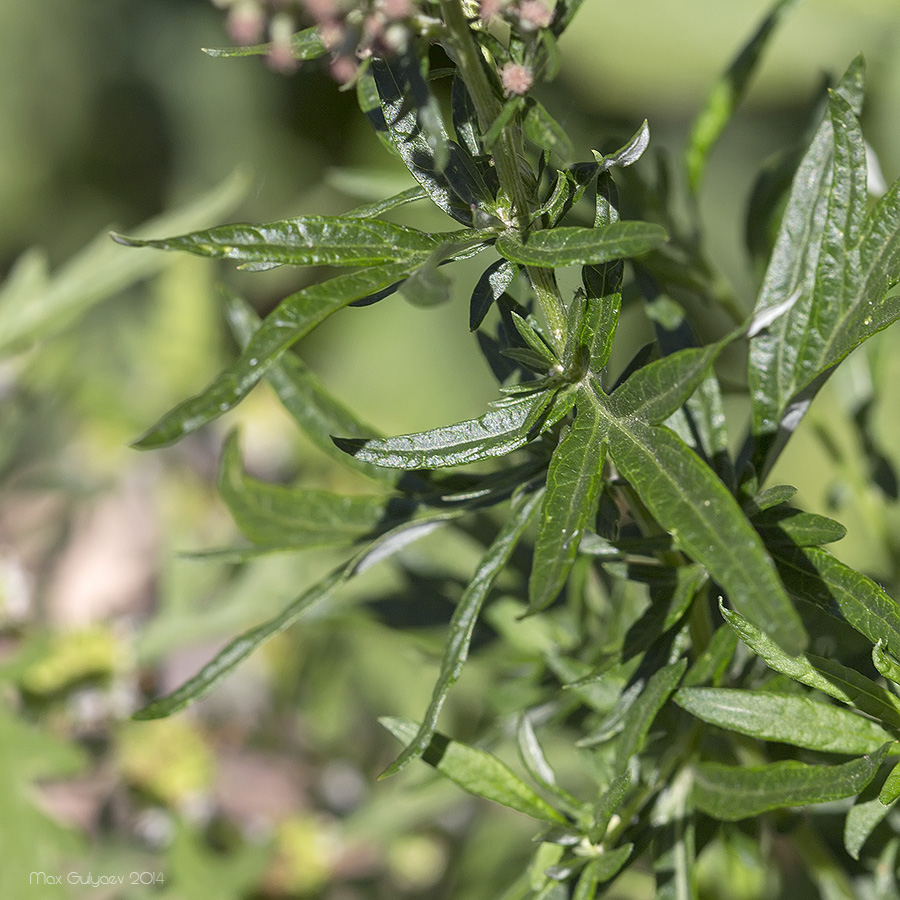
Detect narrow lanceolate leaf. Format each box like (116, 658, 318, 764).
(111, 216, 441, 268)
(675, 688, 893, 754)
(599, 389, 805, 654)
(615, 659, 688, 773)
(380, 717, 567, 824)
(772, 545, 900, 660)
(686, 0, 797, 193)
(753, 506, 847, 548)
(333, 390, 556, 469)
(133, 261, 415, 449)
(203, 25, 326, 59)
(609, 342, 729, 426)
(380, 489, 544, 778)
(222, 290, 399, 484)
(529, 392, 606, 613)
(750, 59, 900, 473)
(693, 745, 891, 822)
(652, 768, 697, 900)
(218, 432, 407, 548)
(571, 847, 634, 896)
(133, 512, 455, 720)
(879, 760, 900, 805)
(721, 604, 900, 731)
(496, 222, 667, 268)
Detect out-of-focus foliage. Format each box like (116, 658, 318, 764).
(3, 1, 900, 899)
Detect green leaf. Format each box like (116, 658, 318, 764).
(218, 431, 408, 548)
(615, 659, 688, 772)
(342, 184, 430, 219)
(609, 342, 729, 426)
(722, 604, 900, 731)
(589, 770, 631, 844)
(496, 222, 667, 268)
(524, 100, 575, 162)
(693, 744, 891, 821)
(529, 391, 606, 613)
(753, 506, 847, 548)
(683, 625, 738, 688)
(133, 261, 415, 448)
(380, 717, 567, 824)
(571, 847, 634, 897)
(380, 488, 544, 777)
(879, 759, 900, 805)
(749, 58, 900, 473)
(686, 0, 798, 193)
(599, 388, 805, 654)
(333, 390, 557, 469)
(111, 216, 443, 268)
(470, 259, 519, 330)
(134, 511, 455, 720)
(846, 790, 897, 860)
(202, 25, 327, 60)
(0, 170, 247, 355)
(772, 545, 900, 660)
(222, 289, 399, 484)
(675, 687, 893, 754)
(652, 768, 697, 900)
(873, 641, 900, 686)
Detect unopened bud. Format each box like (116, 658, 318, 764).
(227, 0, 265, 44)
(517, 0, 553, 31)
(501, 62, 533, 95)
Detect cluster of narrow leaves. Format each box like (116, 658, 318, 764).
(119, 1, 900, 897)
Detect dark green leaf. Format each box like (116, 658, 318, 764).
(333, 390, 557, 469)
(609, 342, 728, 426)
(133, 261, 415, 449)
(694, 745, 891, 821)
(223, 290, 399, 484)
(772, 545, 900, 660)
(615, 659, 688, 773)
(111, 216, 441, 268)
(218, 431, 407, 548)
(380, 488, 543, 777)
(496, 222, 667, 268)
(202, 25, 327, 60)
(754, 506, 847, 548)
(470, 259, 519, 330)
(571, 847, 634, 896)
(749, 58, 900, 474)
(675, 687, 893, 754)
(380, 717, 567, 823)
(601, 395, 806, 654)
(683, 625, 738, 688)
(721, 604, 900, 730)
(589, 770, 631, 844)
(879, 760, 900, 805)
(686, 0, 798, 193)
(873, 641, 900, 686)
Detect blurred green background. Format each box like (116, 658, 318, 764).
(2, 1, 900, 897)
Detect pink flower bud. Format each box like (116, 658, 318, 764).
(501, 62, 533, 95)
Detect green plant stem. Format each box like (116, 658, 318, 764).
(438, 0, 566, 348)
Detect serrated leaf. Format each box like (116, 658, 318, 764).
(218, 431, 409, 548)
(380, 488, 543, 778)
(333, 389, 557, 469)
(694, 744, 891, 821)
(111, 215, 442, 268)
(721, 604, 900, 731)
(202, 25, 326, 59)
(772, 545, 900, 660)
(133, 261, 415, 449)
(686, 0, 797, 193)
(529, 390, 606, 613)
(675, 688, 893, 754)
(496, 222, 667, 268)
(749, 58, 900, 474)
(380, 717, 567, 823)
(222, 290, 400, 484)
(599, 388, 805, 654)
